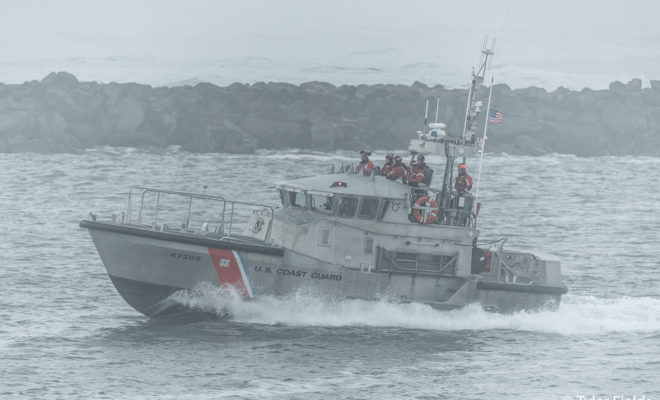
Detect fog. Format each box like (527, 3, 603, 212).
(2, 0, 659, 88)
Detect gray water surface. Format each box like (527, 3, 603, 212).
(1, 148, 659, 399)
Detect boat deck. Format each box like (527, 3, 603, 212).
(80, 219, 284, 256)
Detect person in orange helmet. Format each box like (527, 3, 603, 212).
(454, 163, 473, 194)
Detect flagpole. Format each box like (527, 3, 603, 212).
(474, 76, 494, 213)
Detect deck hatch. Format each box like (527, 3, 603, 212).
(364, 237, 374, 254)
(319, 228, 332, 246)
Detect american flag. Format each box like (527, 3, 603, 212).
(487, 109, 503, 124)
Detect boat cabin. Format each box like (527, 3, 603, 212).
(275, 172, 477, 228)
(265, 171, 479, 279)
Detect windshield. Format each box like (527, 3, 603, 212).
(310, 194, 333, 215)
(288, 191, 307, 209)
(358, 198, 379, 219)
(338, 197, 357, 218)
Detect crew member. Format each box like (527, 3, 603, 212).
(386, 155, 406, 182)
(406, 154, 428, 186)
(355, 149, 374, 176)
(406, 155, 416, 174)
(415, 154, 428, 171)
(454, 163, 473, 194)
(380, 153, 394, 176)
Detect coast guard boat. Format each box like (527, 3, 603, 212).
(80, 41, 567, 317)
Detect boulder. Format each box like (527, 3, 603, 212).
(41, 71, 79, 88)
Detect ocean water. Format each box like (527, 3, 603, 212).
(1, 148, 659, 399)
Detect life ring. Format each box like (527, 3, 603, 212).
(412, 196, 438, 224)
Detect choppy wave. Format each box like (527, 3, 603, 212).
(170, 284, 660, 336)
(255, 149, 355, 162)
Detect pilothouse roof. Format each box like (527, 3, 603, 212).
(277, 174, 410, 199)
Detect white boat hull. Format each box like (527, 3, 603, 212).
(82, 220, 565, 316)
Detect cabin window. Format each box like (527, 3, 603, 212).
(378, 200, 390, 220)
(310, 194, 333, 215)
(289, 191, 307, 209)
(358, 198, 379, 219)
(338, 196, 357, 218)
(279, 189, 289, 207)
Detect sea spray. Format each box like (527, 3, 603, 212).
(170, 285, 660, 336)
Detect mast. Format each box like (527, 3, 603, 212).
(474, 77, 494, 212)
(439, 37, 496, 214)
(462, 37, 495, 144)
(406, 37, 496, 223)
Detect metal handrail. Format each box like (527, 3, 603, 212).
(495, 247, 545, 285)
(125, 186, 275, 243)
(128, 186, 228, 224)
(377, 247, 457, 276)
(438, 191, 476, 227)
(492, 238, 509, 282)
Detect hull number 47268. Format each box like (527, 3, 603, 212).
(169, 252, 201, 262)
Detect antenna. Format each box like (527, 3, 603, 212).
(487, 38, 496, 70)
(423, 99, 429, 134)
(434, 97, 440, 123)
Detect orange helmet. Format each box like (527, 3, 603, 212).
(458, 163, 467, 170)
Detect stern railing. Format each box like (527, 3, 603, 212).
(487, 239, 548, 285)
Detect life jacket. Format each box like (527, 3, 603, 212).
(455, 173, 473, 193)
(380, 161, 393, 176)
(407, 163, 427, 186)
(387, 164, 406, 181)
(355, 159, 374, 176)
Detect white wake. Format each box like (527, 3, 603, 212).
(170, 284, 660, 335)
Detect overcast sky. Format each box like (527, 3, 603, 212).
(2, 0, 659, 89)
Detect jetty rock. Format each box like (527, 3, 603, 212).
(0, 73, 659, 156)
